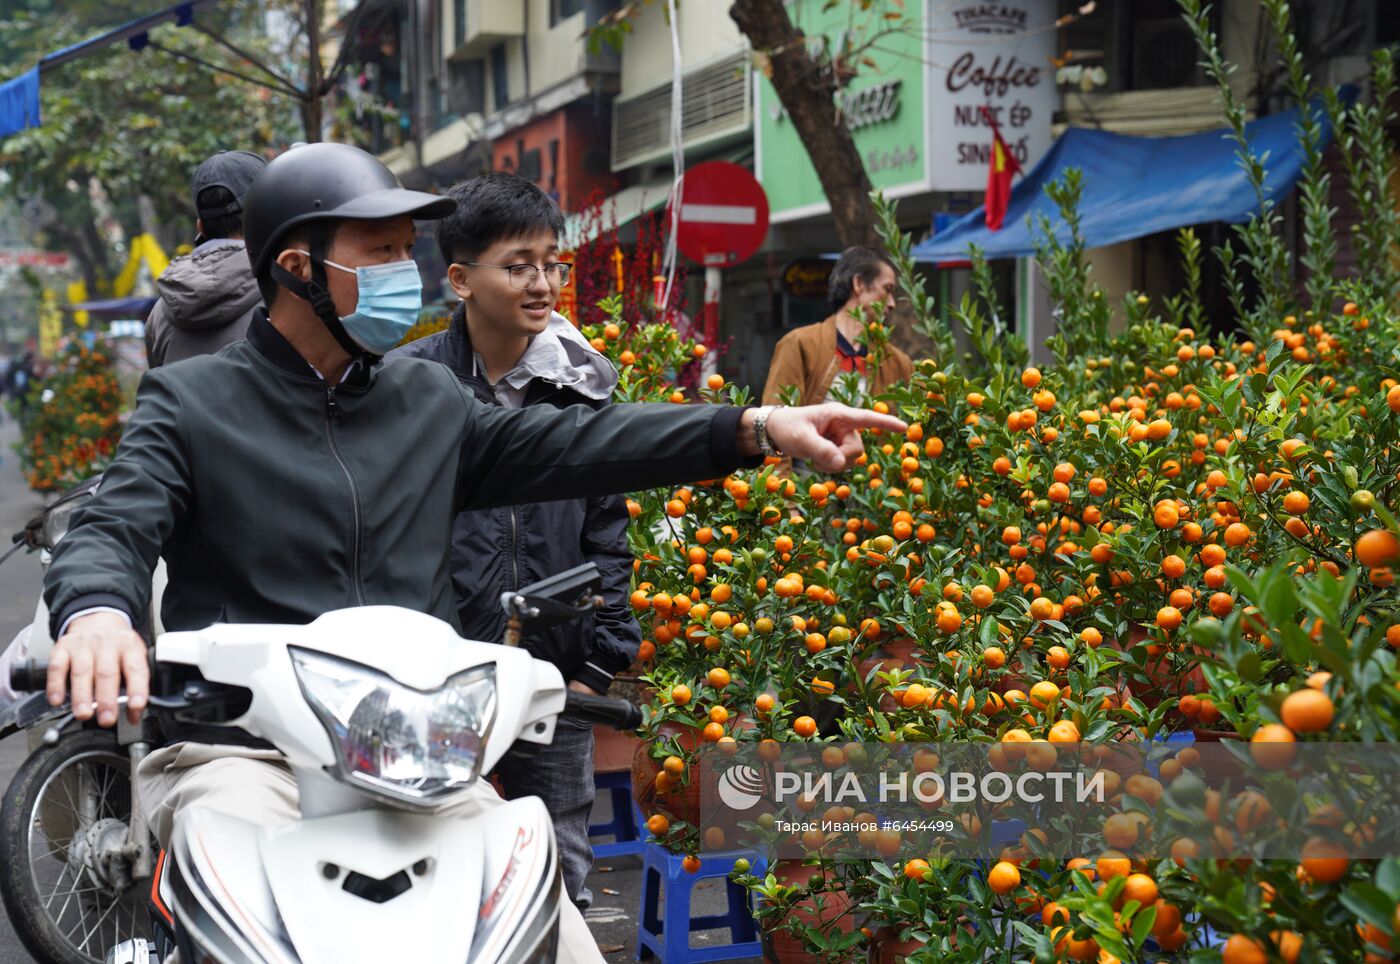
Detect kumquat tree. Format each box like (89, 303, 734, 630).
(594, 1, 1400, 961)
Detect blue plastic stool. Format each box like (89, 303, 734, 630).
(590, 770, 647, 859)
(636, 844, 767, 961)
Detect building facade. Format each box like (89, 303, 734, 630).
(338, 0, 1400, 381)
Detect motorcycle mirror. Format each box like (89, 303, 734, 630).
(500, 563, 604, 642)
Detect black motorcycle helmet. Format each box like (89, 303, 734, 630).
(243, 142, 456, 358)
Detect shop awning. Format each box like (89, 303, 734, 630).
(1, 0, 220, 138)
(911, 101, 1341, 263)
(560, 179, 672, 250)
(63, 296, 157, 317)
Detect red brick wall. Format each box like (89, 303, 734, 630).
(491, 104, 616, 214)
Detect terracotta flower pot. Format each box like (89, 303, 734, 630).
(632, 722, 704, 826)
(870, 929, 926, 964)
(1114, 629, 1207, 709)
(881, 639, 919, 665)
(593, 725, 641, 773)
(631, 717, 755, 825)
(761, 860, 855, 964)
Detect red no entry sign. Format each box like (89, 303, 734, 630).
(673, 161, 770, 269)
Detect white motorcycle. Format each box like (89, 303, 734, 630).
(5, 563, 639, 964)
(0, 475, 162, 964)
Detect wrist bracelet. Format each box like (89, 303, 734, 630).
(753, 405, 785, 457)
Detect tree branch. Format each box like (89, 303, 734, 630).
(147, 40, 305, 99)
(190, 21, 305, 96)
(730, 0, 878, 248)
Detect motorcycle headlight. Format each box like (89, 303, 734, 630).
(290, 648, 497, 805)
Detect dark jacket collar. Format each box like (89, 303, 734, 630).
(441, 304, 493, 401)
(247, 309, 373, 389)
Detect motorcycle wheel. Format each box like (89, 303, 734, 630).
(0, 730, 155, 964)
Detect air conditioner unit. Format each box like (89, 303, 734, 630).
(611, 52, 751, 171)
(1132, 18, 1204, 91)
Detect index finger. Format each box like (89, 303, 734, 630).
(848, 411, 907, 433)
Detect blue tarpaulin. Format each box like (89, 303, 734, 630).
(62, 296, 157, 317)
(0, 68, 40, 139)
(0, 0, 217, 139)
(911, 104, 1338, 263)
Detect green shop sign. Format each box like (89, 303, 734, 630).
(756, 0, 928, 221)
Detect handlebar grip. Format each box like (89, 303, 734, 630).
(9, 660, 49, 694)
(562, 691, 642, 731)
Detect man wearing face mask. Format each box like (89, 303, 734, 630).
(40, 142, 905, 961)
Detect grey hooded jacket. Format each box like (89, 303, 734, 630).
(145, 239, 260, 368)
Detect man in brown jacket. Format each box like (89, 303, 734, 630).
(762, 245, 913, 409)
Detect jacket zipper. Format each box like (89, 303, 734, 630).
(326, 388, 367, 606)
(508, 507, 521, 592)
(487, 367, 521, 594)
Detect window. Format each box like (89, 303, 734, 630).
(454, 0, 466, 48)
(1379, 0, 1400, 47)
(448, 58, 485, 116)
(551, 0, 587, 26)
(491, 43, 508, 111)
(1124, 0, 1208, 91)
(1057, 0, 1219, 93)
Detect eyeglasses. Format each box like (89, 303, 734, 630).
(464, 261, 572, 289)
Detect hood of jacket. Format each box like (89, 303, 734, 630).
(154, 239, 261, 331)
(492, 310, 617, 402)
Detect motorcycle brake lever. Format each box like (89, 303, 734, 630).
(41, 712, 75, 745)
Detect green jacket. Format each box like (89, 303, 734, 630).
(45, 312, 750, 636)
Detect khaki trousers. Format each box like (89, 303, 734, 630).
(137, 743, 604, 964)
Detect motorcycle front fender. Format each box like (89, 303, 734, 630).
(0, 692, 67, 742)
(168, 795, 560, 964)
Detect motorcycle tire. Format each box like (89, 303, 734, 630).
(0, 729, 154, 964)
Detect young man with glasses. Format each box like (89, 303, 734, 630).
(388, 173, 628, 910)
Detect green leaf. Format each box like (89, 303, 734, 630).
(1341, 883, 1398, 936)
(1376, 859, 1400, 898)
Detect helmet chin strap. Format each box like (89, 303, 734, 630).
(267, 222, 377, 363)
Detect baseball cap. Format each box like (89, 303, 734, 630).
(191, 150, 267, 219)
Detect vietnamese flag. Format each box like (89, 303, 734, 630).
(984, 114, 1022, 231)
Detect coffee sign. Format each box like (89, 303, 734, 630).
(780, 258, 833, 301)
(927, 0, 1055, 191)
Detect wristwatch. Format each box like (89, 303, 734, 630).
(753, 405, 785, 457)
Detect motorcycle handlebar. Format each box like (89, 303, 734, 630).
(12, 659, 645, 731)
(9, 659, 48, 694)
(562, 691, 642, 731)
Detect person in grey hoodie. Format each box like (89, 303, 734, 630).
(145, 150, 266, 367)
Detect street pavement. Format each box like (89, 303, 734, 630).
(0, 418, 759, 962)
(0, 417, 50, 962)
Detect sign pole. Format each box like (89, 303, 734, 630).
(702, 266, 721, 379)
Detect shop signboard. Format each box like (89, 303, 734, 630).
(0, 251, 70, 267)
(926, 0, 1056, 191)
(780, 258, 833, 300)
(756, 0, 1056, 217)
(756, 0, 927, 222)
